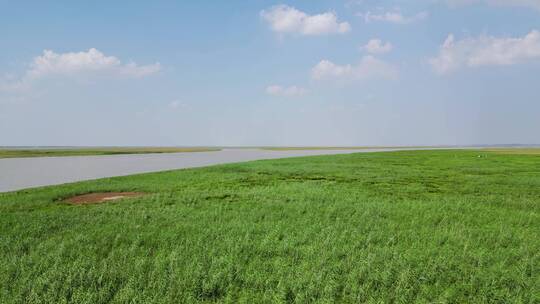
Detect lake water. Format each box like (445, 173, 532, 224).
(0, 148, 401, 192)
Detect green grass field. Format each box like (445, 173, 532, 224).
(1, 150, 538, 303)
(261, 146, 431, 151)
(0, 147, 220, 159)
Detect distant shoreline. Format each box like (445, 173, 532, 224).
(0, 147, 220, 159)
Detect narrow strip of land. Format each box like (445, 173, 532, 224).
(0, 147, 219, 159)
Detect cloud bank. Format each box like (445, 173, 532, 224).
(362, 39, 393, 54)
(359, 9, 428, 24)
(28, 48, 161, 79)
(266, 85, 307, 97)
(261, 5, 351, 35)
(312, 56, 398, 81)
(446, 0, 540, 11)
(1, 48, 160, 93)
(430, 30, 540, 74)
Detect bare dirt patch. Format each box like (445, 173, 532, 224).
(66, 192, 145, 205)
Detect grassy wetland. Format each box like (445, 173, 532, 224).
(260, 146, 431, 151)
(0, 149, 539, 303)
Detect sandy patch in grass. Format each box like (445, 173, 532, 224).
(66, 192, 145, 205)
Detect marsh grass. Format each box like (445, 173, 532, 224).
(261, 146, 431, 151)
(0, 150, 538, 303)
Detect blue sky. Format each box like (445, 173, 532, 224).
(1, 0, 539, 146)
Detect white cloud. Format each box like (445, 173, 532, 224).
(312, 60, 354, 79)
(266, 85, 307, 97)
(359, 9, 428, 24)
(260, 5, 351, 35)
(446, 0, 540, 11)
(169, 100, 187, 109)
(312, 56, 398, 81)
(429, 30, 540, 74)
(27, 48, 160, 79)
(362, 39, 393, 54)
(1, 48, 160, 93)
